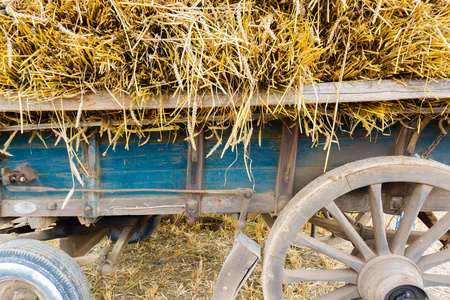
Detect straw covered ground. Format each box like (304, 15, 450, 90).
(0, 0, 450, 153)
(81, 215, 352, 299)
(79, 214, 449, 299)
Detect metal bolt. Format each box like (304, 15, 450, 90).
(222, 286, 228, 292)
(47, 202, 57, 210)
(84, 205, 92, 214)
(244, 191, 252, 198)
(18, 176, 26, 183)
(392, 196, 404, 209)
(277, 195, 290, 212)
(186, 199, 198, 214)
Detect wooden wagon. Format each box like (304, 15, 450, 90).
(0, 79, 448, 300)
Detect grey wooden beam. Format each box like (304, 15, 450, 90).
(0, 79, 448, 112)
(80, 133, 100, 224)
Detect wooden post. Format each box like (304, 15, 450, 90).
(385, 117, 430, 212)
(81, 133, 100, 224)
(186, 129, 204, 222)
(275, 120, 299, 214)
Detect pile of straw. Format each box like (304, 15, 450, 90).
(0, 0, 449, 150)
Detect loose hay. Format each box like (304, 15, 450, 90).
(0, 1, 447, 297)
(0, 0, 450, 152)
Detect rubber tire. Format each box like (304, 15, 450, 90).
(0, 239, 91, 300)
(110, 215, 161, 244)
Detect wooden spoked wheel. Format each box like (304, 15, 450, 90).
(262, 157, 449, 300)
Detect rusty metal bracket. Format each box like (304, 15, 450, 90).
(5, 185, 253, 195)
(385, 118, 430, 213)
(235, 191, 253, 238)
(1, 164, 36, 186)
(186, 129, 204, 221)
(81, 133, 100, 222)
(212, 233, 260, 300)
(275, 120, 299, 214)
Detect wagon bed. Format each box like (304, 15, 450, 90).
(0, 79, 448, 300)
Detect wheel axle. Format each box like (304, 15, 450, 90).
(388, 285, 427, 300)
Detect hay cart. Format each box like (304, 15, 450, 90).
(0, 79, 448, 300)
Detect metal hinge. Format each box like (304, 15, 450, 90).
(1, 164, 36, 186)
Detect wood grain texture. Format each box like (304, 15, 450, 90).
(0, 120, 448, 218)
(0, 194, 275, 217)
(1, 79, 448, 112)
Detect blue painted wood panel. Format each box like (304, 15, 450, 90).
(0, 131, 82, 199)
(0, 120, 447, 200)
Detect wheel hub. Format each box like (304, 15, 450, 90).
(0, 280, 43, 300)
(357, 255, 425, 300)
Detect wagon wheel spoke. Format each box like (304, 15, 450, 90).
(262, 157, 450, 300)
(325, 201, 375, 261)
(417, 248, 450, 271)
(368, 184, 390, 255)
(390, 184, 433, 255)
(313, 284, 359, 300)
(283, 269, 357, 284)
(294, 233, 365, 271)
(423, 274, 450, 287)
(405, 212, 450, 262)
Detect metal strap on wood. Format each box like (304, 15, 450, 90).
(5, 185, 252, 195)
(81, 133, 100, 223)
(186, 129, 204, 219)
(275, 120, 299, 214)
(385, 118, 430, 212)
(212, 233, 260, 300)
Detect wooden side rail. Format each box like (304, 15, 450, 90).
(1, 189, 448, 218)
(0, 79, 448, 112)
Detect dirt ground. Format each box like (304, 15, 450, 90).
(82, 214, 449, 300)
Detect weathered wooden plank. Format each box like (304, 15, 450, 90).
(99, 139, 279, 194)
(0, 187, 445, 217)
(100, 143, 188, 172)
(0, 194, 276, 217)
(0, 198, 83, 217)
(1, 79, 448, 112)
